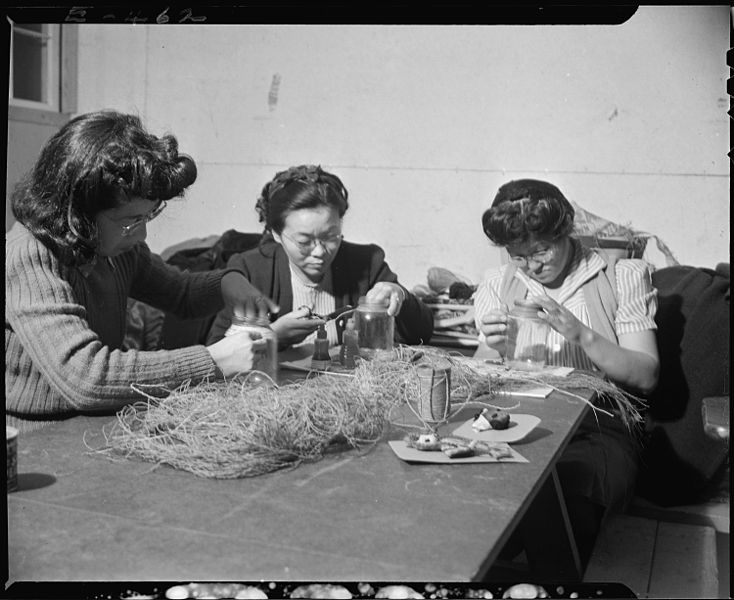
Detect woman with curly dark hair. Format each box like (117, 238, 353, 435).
(206, 164, 433, 349)
(6, 110, 273, 430)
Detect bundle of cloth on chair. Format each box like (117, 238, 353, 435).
(637, 263, 730, 506)
(159, 229, 263, 349)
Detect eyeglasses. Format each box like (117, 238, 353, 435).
(507, 244, 556, 267)
(104, 201, 167, 237)
(281, 231, 343, 255)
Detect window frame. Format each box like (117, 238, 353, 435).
(7, 22, 78, 127)
(9, 23, 60, 111)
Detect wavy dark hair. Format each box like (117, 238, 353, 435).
(11, 110, 197, 266)
(481, 179, 575, 246)
(255, 164, 349, 235)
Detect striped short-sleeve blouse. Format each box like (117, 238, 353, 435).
(473, 242, 657, 372)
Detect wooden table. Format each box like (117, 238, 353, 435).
(6, 365, 592, 585)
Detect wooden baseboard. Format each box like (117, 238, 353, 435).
(629, 496, 730, 534)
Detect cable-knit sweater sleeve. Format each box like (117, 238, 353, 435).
(5, 225, 219, 421)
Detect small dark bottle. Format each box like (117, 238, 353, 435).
(311, 324, 331, 371)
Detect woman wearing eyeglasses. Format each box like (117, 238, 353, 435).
(474, 179, 659, 568)
(6, 110, 275, 431)
(206, 165, 433, 350)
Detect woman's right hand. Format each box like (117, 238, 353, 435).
(221, 271, 279, 322)
(478, 308, 509, 356)
(270, 306, 325, 348)
(206, 330, 261, 378)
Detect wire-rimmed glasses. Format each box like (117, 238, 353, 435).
(106, 200, 167, 237)
(281, 231, 343, 255)
(507, 243, 557, 267)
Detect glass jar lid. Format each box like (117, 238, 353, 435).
(357, 295, 389, 310)
(231, 314, 272, 328)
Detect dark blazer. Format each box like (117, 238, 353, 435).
(206, 239, 434, 346)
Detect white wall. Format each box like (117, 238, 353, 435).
(68, 6, 728, 287)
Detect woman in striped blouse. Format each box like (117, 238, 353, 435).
(474, 178, 660, 568)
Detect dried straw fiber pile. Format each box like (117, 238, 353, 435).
(95, 347, 643, 479)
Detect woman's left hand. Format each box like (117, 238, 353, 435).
(365, 282, 407, 317)
(221, 271, 279, 321)
(529, 294, 587, 345)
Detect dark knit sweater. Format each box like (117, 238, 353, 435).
(5, 222, 228, 430)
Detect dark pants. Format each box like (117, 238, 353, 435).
(501, 409, 641, 568)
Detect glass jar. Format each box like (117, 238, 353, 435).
(225, 315, 279, 383)
(505, 299, 549, 371)
(353, 296, 394, 360)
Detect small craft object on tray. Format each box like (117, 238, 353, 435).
(388, 431, 528, 464)
(406, 433, 515, 460)
(472, 407, 511, 431)
(452, 413, 541, 444)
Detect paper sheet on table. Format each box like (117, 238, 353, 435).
(452, 357, 573, 399)
(495, 382, 553, 399)
(279, 345, 355, 376)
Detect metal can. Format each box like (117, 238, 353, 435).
(225, 316, 279, 383)
(416, 364, 452, 425)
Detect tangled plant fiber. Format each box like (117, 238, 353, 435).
(94, 346, 645, 479)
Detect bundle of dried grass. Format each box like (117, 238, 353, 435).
(97, 370, 397, 479)
(94, 346, 645, 479)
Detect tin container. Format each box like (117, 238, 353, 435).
(225, 315, 279, 383)
(505, 299, 549, 371)
(416, 364, 452, 425)
(6, 426, 18, 493)
(353, 296, 394, 360)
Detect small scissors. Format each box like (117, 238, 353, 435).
(298, 304, 354, 322)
